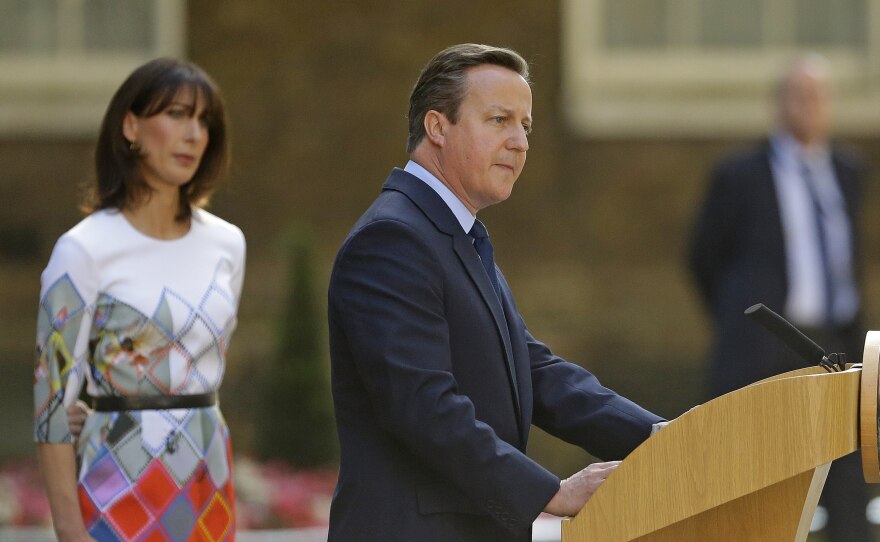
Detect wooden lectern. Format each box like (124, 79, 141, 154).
(560, 332, 880, 542)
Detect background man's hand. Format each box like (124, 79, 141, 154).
(543, 460, 621, 517)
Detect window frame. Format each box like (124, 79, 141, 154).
(561, 0, 880, 137)
(0, 0, 186, 136)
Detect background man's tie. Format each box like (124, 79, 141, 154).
(801, 161, 835, 325)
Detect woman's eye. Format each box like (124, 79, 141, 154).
(167, 108, 185, 118)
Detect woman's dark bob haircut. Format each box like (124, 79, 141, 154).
(85, 57, 229, 220)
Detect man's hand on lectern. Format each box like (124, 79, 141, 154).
(543, 460, 621, 517)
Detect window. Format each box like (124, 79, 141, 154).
(0, 0, 185, 136)
(562, 0, 880, 137)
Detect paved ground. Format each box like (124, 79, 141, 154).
(0, 520, 563, 541)
(0, 527, 329, 542)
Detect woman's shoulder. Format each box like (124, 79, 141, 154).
(65, 208, 123, 236)
(53, 209, 124, 252)
(192, 208, 246, 248)
(41, 212, 123, 293)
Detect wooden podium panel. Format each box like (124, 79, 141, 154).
(621, 465, 829, 542)
(561, 364, 863, 542)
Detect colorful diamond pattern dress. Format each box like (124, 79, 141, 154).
(34, 209, 246, 542)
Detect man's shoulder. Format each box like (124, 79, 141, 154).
(830, 141, 868, 175)
(352, 187, 432, 234)
(329, 186, 449, 299)
(347, 169, 455, 239)
(334, 191, 441, 266)
(714, 142, 769, 172)
(708, 143, 773, 187)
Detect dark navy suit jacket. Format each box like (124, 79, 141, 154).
(327, 169, 663, 541)
(688, 142, 864, 397)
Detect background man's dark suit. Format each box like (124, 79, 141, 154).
(688, 140, 869, 542)
(328, 169, 663, 541)
(688, 141, 865, 397)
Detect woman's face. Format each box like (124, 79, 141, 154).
(123, 87, 210, 193)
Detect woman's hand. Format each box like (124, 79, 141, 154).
(65, 400, 92, 441)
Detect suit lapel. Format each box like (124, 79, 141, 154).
(383, 169, 523, 424)
(452, 235, 522, 416)
(498, 277, 529, 444)
(762, 144, 789, 294)
(832, 151, 858, 218)
(831, 150, 861, 280)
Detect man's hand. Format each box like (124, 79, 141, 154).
(543, 460, 621, 517)
(66, 401, 91, 441)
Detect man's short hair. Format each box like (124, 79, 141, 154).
(406, 43, 530, 153)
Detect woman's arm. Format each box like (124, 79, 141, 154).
(36, 442, 95, 542)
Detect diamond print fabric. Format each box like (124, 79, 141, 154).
(78, 410, 236, 541)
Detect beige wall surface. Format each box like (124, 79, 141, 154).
(3, 1, 880, 476)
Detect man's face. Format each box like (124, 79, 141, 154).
(438, 64, 532, 213)
(779, 67, 830, 146)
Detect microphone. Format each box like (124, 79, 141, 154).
(743, 303, 840, 371)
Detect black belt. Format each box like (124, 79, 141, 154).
(91, 392, 217, 412)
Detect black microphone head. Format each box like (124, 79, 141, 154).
(744, 303, 826, 365)
(743, 304, 763, 317)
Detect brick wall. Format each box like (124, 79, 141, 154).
(3, 1, 879, 475)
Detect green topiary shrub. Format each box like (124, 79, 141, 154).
(256, 225, 337, 467)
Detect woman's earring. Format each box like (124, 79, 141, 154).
(129, 141, 142, 155)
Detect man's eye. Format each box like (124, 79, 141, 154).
(493, 116, 505, 124)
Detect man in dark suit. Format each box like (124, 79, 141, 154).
(327, 43, 664, 541)
(688, 55, 870, 542)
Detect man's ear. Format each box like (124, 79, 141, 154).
(423, 110, 447, 147)
(122, 111, 139, 144)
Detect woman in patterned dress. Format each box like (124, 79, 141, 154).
(35, 58, 245, 542)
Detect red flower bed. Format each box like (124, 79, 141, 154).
(0, 456, 337, 530)
(0, 459, 51, 527)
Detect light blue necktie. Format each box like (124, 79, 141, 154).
(801, 161, 835, 325)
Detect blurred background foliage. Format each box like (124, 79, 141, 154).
(254, 226, 337, 468)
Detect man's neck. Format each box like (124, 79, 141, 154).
(775, 129, 829, 160)
(404, 158, 476, 234)
(409, 148, 478, 215)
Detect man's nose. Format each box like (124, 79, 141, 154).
(508, 126, 529, 152)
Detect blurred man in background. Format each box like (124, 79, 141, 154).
(688, 54, 871, 541)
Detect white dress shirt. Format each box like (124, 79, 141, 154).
(404, 160, 476, 234)
(770, 132, 858, 326)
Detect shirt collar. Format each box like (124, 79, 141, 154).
(404, 160, 475, 234)
(771, 130, 831, 169)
